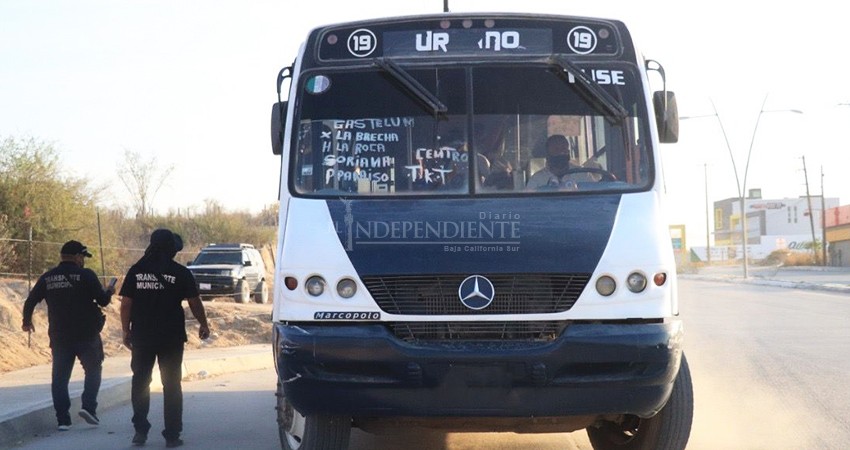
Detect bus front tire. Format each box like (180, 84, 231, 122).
(586, 353, 693, 450)
(276, 381, 351, 450)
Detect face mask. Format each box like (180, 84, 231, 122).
(548, 154, 571, 176)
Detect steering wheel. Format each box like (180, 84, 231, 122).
(565, 167, 618, 182)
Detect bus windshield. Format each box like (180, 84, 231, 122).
(292, 62, 652, 196)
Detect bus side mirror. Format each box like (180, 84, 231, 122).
(271, 101, 288, 155)
(653, 91, 679, 144)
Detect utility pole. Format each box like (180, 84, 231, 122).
(821, 166, 828, 266)
(802, 156, 818, 263)
(97, 208, 106, 279)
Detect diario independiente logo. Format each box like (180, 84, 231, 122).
(337, 199, 521, 254)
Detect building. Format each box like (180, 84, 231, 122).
(825, 205, 850, 267)
(713, 190, 839, 260)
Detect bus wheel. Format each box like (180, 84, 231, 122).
(276, 381, 351, 450)
(586, 353, 693, 450)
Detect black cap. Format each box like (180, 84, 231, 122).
(60, 240, 93, 257)
(149, 228, 182, 253)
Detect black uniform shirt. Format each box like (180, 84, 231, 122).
(22, 261, 110, 344)
(119, 258, 199, 344)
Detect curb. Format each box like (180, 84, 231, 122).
(0, 375, 131, 450)
(0, 345, 273, 449)
(679, 274, 850, 294)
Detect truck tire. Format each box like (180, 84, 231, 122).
(276, 381, 350, 450)
(236, 280, 251, 304)
(586, 353, 693, 450)
(254, 280, 269, 304)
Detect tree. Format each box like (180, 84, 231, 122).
(117, 149, 174, 218)
(256, 203, 279, 227)
(0, 214, 13, 271)
(0, 136, 98, 274)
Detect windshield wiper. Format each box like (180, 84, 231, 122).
(549, 55, 628, 122)
(374, 57, 447, 116)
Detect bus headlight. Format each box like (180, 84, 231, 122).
(626, 272, 648, 293)
(336, 278, 357, 298)
(595, 276, 616, 296)
(305, 276, 326, 296)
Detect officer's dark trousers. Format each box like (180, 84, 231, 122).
(130, 340, 184, 440)
(51, 335, 104, 425)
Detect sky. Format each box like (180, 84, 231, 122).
(2, 0, 850, 247)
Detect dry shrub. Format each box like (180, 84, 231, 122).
(762, 249, 817, 267)
(1, 279, 272, 374)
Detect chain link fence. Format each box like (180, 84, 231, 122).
(0, 236, 276, 299)
(0, 236, 200, 288)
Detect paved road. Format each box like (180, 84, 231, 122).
(11, 279, 850, 449)
(8, 366, 594, 450)
(9, 368, 279, 450)
(679, 279, 850, 449)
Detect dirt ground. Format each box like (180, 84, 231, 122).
(0, 278, 273, 374)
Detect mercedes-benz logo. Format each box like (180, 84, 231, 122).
(458, 275, 495, 310)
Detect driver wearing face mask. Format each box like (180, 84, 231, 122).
(527, 134, 590, 189)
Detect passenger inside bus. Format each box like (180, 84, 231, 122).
(482, 158, 514, 190)
(473, 118, 516, 190)
(476, 153, 491, 184)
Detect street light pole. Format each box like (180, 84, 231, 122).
(709, 99, 742, 201)
(682, 96, 802, 278)
(740, 94, 804, 278)
(739, 95, 769, 279)
(681, 100, 740, 270)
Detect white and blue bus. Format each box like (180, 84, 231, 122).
(270, 12, 691, 450)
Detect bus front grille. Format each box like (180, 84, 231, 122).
(386, 321, 568, 342)
(362, 274, 590, 315)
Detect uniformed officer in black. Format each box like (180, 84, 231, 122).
(21, 240, 115, 430)
(120, 229, 210, 448)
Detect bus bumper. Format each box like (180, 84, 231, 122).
(274, 321, 683, 418)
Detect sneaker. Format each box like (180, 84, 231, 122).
(57, 424, 72, 431)
(132, 431, 147, 445)
(78, 409, 99, 426)
(165, 437, 183, 448)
